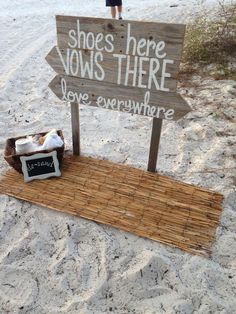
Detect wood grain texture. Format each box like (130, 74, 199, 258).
(0, 155, 223, 257)
(48, 75, 191, 120)
(148, 118, 163, 172)
(45, 46, 178, 91)
(70, 103, 80, 155)
(56, 16, 185, 61)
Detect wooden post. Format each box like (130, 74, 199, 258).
(147, 118, 163, 172)
(70, 103, 80, 155)
(46, 17, 191, 166)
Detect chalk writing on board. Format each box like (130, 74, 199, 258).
(20, 151, 61, 182)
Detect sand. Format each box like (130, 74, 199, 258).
(0, 0, 236, 313)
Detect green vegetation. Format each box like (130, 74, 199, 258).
(181, 2, 236, 79)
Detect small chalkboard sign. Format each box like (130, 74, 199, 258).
(20, 151, 61, 182)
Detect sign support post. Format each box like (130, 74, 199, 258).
(148, 118, 163, 172)
(46, 16, 192, 169)
(70, 103, 80, 155)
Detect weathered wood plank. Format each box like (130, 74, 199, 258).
(45, 46, 178, 92)
(148, 118, 163, 172)
(56, 16, 185, 61)
(70, 103, 80, 155)
(48, 74, 191, 120)
(46, 15, 192, 169)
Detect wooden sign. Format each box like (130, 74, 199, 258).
(49, 75, 189, 120)
(46, 16, 191, 171)
(47, 16, 190, 119)
(20, 151, 61, 182)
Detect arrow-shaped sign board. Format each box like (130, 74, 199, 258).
(49, 74, 190, 121)
(46, 16, 192, 170)
(47, 16, 191, 120)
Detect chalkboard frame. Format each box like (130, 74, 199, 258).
(20, 151, 61, 182)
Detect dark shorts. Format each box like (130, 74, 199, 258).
(106, 0, 122, 7)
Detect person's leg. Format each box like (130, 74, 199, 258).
(110, 6, 116, 18)
(117, 5, 122, 19)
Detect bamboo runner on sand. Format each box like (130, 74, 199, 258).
(0, 155, 223, 257)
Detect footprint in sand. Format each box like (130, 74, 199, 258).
(107, 252, 177, 300)
(52, 225, 107, 302)
(0, 269, 39, 307)
(0, 103, 10, 113)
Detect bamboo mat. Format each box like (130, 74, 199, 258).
(0, 155, 223, 257)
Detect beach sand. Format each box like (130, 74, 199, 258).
(0, 0, 236, 313)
